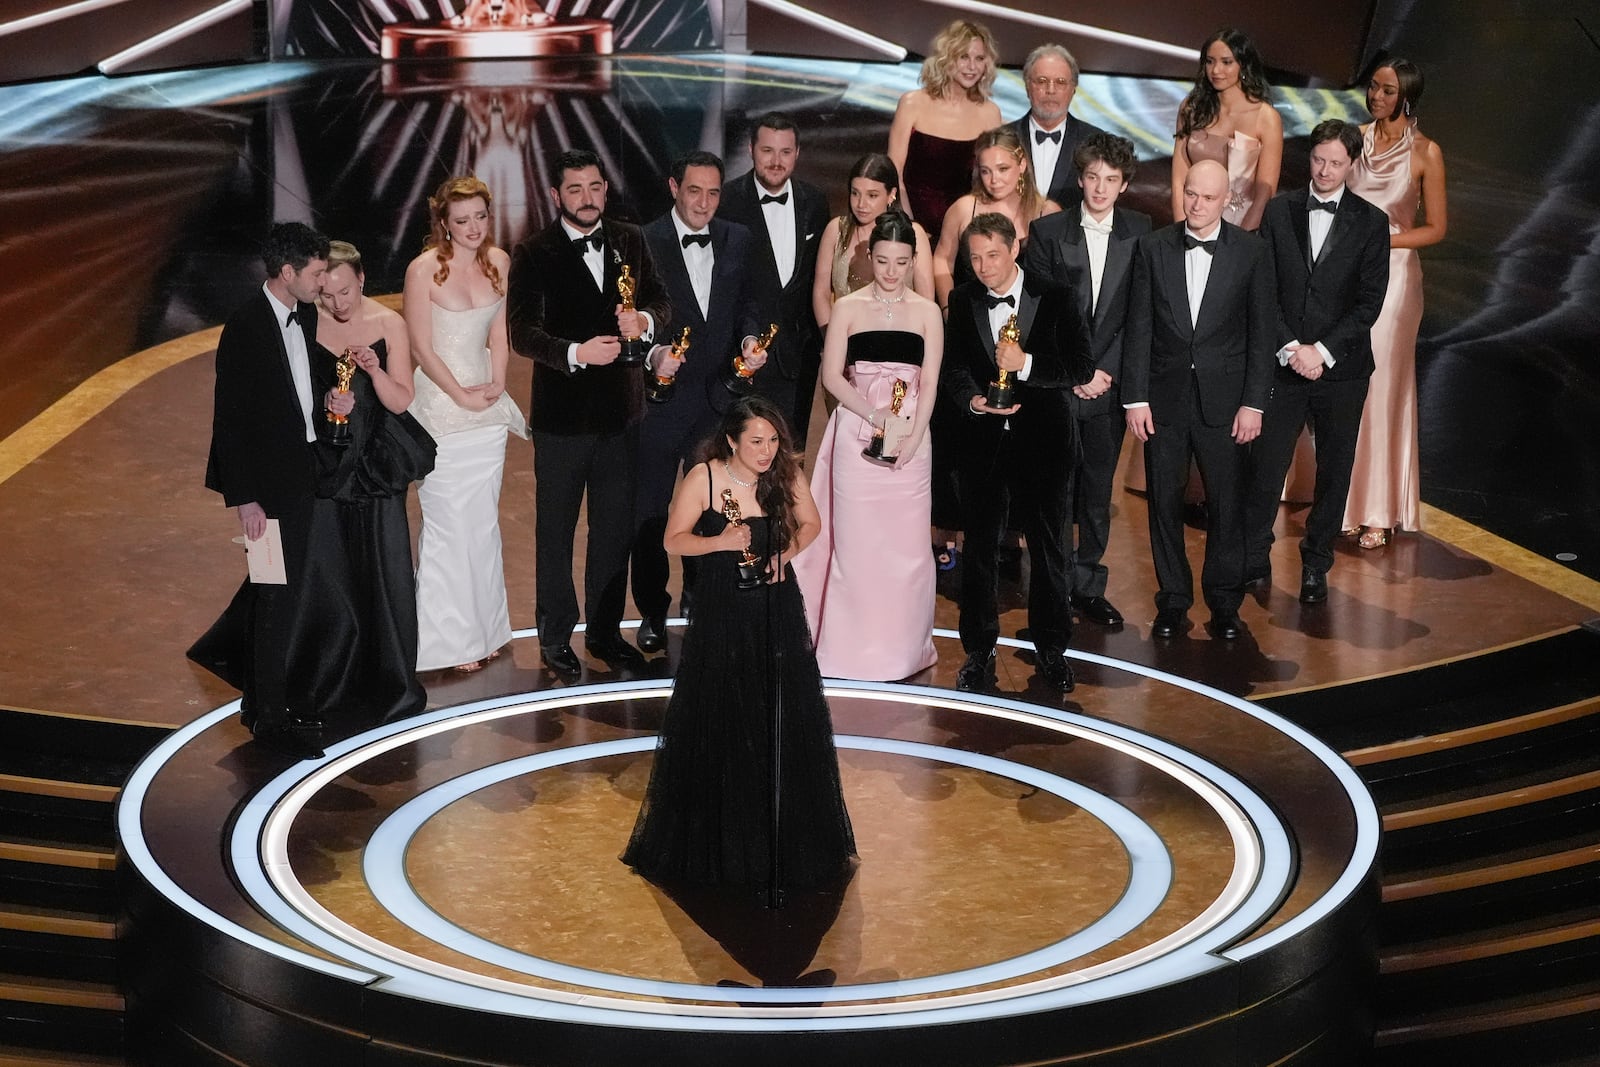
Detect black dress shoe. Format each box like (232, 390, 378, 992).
(1299, 568, 1329, 604)
(1151, 609, 1188, 638)
(1208, 611, 1245, 640)
(252, 721, 324, 760)
(1036, 649, 1077, 693)
(586, 632, 646, 667)
(541, 642, 582, 677)
(955, 649, 997, 691)
(636, 615, 667, 653)
(1070, 594, 1124, 627)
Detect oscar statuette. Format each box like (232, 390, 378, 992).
(861, 377, 909, 465)
(645, 327, 690, 404)
(381, 0, 612, 59)
(326, 348, 356, 446)
(720, 488, 766, 590)
(986, 313, 1021, 409)
(615, 263, 649, 366)
(726, 323, 778, 395)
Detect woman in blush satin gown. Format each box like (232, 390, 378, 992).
(623, 396, 855, 897)
(889, 20, 1003, 246)
(404, 176, 528, 673)
(1343, 58, 1448, 547)
(793, 212, 943, 681)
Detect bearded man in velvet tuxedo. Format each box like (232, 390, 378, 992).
(507, 149, 671, 676)
(190, 221, 341, 760)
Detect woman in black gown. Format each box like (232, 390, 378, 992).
(297, 240, 436, 735)
(623, 397, 856, 896)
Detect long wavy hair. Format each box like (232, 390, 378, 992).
(920, 20, 998, 103)
(700, 396, 803, 555)
(423, 175, 504, 294)
(1175, 28, 1272, 140)
(969, 125, 1047, 221)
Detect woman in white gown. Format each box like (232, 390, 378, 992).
(404, 176, 528, 672)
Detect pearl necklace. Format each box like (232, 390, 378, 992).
(870, 284, 907, 322)
(723, 459, 756, 488)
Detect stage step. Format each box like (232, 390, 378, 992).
(0, 707, 170, 1063)
(1261, 626, 1600, 1065)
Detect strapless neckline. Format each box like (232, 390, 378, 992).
(431, 297, 504, 316)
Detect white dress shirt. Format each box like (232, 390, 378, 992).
(671, 210, 714, 319)
(262, 282, 316, 442)
(1079, 204, 1114, 313)
(758, 178, 797, 288)
(1028, 117, 1065, 198)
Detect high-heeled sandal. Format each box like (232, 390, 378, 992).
(1357, 527, 1391, 550)
(452, 659, 485, 673)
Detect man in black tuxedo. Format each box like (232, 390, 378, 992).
(1247, 120, 1391, 604)
(1123, 159, 1276, 640)
(1024, 132, 1151, 629)
(507, 149, 671, 675)
(944, 213, 1095, 692)
(633, 151, 766, 652)
(192, 222, 337, 759)
(718, 112, 829, 448)
(1008, 44, 1106, 208)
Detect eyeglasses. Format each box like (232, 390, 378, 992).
(1029, 76, 1075, 91)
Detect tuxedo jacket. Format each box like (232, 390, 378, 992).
(1122, 221, 1277, 427)
(642, 213, 762, 417)
(1008, 113, 1107, 206)
(506, 217, 671, 436)
(204, 290, 319, 514)
(1024, 205, 1153, 416)
(718, 170, 829, 379)
(942, 272, 1095, 467)
(1257, 186, 1391, 382)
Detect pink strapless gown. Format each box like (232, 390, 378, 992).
(793, 336, 937, 681)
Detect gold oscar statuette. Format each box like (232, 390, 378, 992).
(986, 313, 1021, 409)
(327, 348, 356, 445)
(720, 487, 765, 590)
(645, 327, 691, 404)
(861, 377, 908, 465)
(727, 323, 778, 395)
(615, 263, 648, 365)
(381, 0, 613, 60)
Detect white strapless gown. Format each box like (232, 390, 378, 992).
(409, 299, 527, 670)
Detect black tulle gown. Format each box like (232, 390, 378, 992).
(189, 339, 435, 737)
(623, 491, 856, 896)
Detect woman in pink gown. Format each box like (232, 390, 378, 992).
(793, 212, 943, 681)
(1343, 58, 1448, 547)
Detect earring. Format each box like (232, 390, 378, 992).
(1403, 100, 1412, 117)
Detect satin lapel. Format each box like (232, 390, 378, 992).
(599, 222, 621, 298)
(659, 231, 700, 327)
(1097, 234, 1133, 330)
(1016, 287, 1041, 352)
(1316, 203, 1352, 270)
(971, 293, 996, 365)
(788, 187, 811, 282)
(258, 295, 300, 425)
(1160, 228, 1193, 340)
(1193, 227, 1238, 337)
(1293, 201, 1314, 272)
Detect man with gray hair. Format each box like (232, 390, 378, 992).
(1007, 43, 1106, 205)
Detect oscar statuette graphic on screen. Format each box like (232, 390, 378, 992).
(381, 0, 612, 58)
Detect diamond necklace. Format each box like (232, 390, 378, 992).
(871, 284, 907, 322)
(723, 459, 755, 488)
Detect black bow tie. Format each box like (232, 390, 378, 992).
(572, 232, 604, 252)
(1308, 197, 1338, 214)
(984, 292, 1016, 309)
(1034, 128, 1062, 145)
(284, 309, 299, 327)
(1184, 234, 1217, 255)
(681, 232, 711, 248)
(759, 192, 789, 206)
